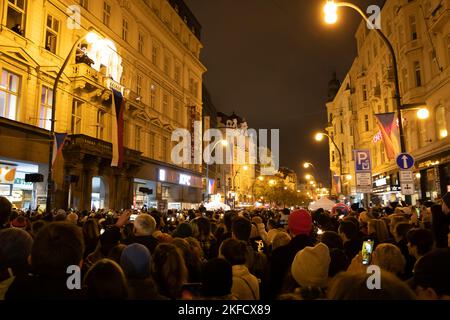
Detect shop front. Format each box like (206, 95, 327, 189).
(416, 150, 450, 201)
(372, 173, 406, 206)
(135, 160, 203, 211)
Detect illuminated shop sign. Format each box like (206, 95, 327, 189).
(159, 169, 166, 181)
(179, 174, 191, 186)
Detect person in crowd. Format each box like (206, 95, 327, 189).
(83, 259, 127, 299)
(412, 248, 450, 300)
(219, 238, 260, 300)
(272, 231, 291, 251)
(266, 219, 280, 245)
(30, 220, 46, 238)
(406, 228, 434, 262)
(320, 231, 343, 250)
(120, 243, 165, 300)
(367, 219, 391, 245)
(172, 222, 193, 239)
(216, 211, 237, 248)
(6, 222, 85, 299)
(268, 209, 313, 299)
(82, 218, 100, 259)
(251, 216, 268, 245)
(66, 212, 79, 225)
(192, 217, 218, 260)
(128, 214, 158, 254)
(172, 238, 202, 283)
(372, 243, 406, 278)
(0, 197, 12, 229)
(389, 214, 409, 237)
(358, 211, 375, 235)
(328, 248, 350, 278)
(392, 222, 415, 278)
(327, 270, 416, 300)
(431, 197, 450, 248)
(85, 226, 121, 271)
(338, 220, 361, 261)
(151, 243, 188, 299)
(288, 243, 331, 300)
(10, 215, 29, 230)
(107, 244, 127, 265)
(150, 211, 164, 238)
(201, 258, 236, 300)
(0, 229, 33, 299)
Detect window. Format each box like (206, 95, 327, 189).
(79, 0, 88, 9)
(7, 0, 26, 35)
(364, 114, 369, 132)
(45, 15, 60, 54)
(331, 151, 335, 163)
(435, 105, 448, 139)
(150, 84, 157, 109)
(164, 56, 170, 75)
(135, 126, 141, 150)
(162, 93, 169, 111)
(152, 45, 158, 65)
(149, 132, 155, 158)
(138, 32, 144, 54)
(362, 85, 367, 101)
(0, 69, 20, 120)
(96, 109, 105, 139)
(173, 99, 180, 123)
(71, 99, 82, 134)
(414, 61, 422, 87)
(174, 64, 181, 84)
(103, 2, 111, 27)
(409, 16, 417, 40)
(122, 19, 128, 42)
(136, 74, 142, 97)
(39, 86, 53, 130)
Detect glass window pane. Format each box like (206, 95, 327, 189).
(47, 15, 52, 28)
(9, 73, 19, 92)
(8, 95, 17, 120)
(47, 88, 53, 106)
(0, 91, 6, 117)
(17, 0, 25, 10)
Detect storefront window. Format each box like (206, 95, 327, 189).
(91, 177, 106, 210)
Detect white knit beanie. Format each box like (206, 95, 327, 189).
(291, 243, 331, 288)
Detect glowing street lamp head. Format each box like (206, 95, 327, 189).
(220, 139, 229, 147)
(243, 165, 249, 171)
(269, 179, 276, 186)
(417, 108, 430, 120)
(303, 162, 310, 168)
(258, 176, 264, 181)
(85, 31, 100, 44)
(324, 1, 338, 24)
(305, 174, 312, 180)
(315, 132, 325, 142)
(346, 174, 352, 181)
(439, 129, 448, 138)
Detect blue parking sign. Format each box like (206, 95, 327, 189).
(354, 150, 371, 172)
(396, 153, 415, 170)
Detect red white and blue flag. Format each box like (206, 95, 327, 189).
(111, 89, 125, 167)
(52, 133, 67, 166)
(374, 112, 400, 160)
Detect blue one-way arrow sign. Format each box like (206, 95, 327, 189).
(396, 153, 415, 170)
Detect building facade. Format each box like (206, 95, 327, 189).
(326, 0, 450, 204)
(0, 0, 206, 211)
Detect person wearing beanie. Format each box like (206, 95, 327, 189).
(291, 243, 331, 289)
(268, 209, 314, 299)
(120, 243, 164, 300)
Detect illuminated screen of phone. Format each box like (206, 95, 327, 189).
(361, 239, 374, 265)
(130, 214, 138, 221)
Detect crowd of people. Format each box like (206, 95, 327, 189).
(0, 194, 449, 300)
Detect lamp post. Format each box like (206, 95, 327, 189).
(205, 139, 228, 202)
(45, 30, 99, 214)
(315, 132, 343, 196)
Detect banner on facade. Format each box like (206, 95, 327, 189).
(374, 113, 400, 160)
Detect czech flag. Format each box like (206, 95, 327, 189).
(52, 133, 67, 166)
(111, 89, 125, 167)
(374, 113, 401, 160)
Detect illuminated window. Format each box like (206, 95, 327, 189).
(150, 83, 157, 109)
(39, 86, 53, 130)
(71, 99, 82, 134)
(0, 69, 20, 120)
(138, 32, 144, 54)
(103, 2, 111, 27)
(7, 0, 26, 35)
(45, 14, 60, 54)
(136, 74, 142, 97)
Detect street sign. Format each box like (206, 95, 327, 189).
(396, 153, 415, 170)
(354, 150, 372, 172)
(356, 172, 372, 194)
(401, 183, 415, 195)
(399, 170, 414, 181)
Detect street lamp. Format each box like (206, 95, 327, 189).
(416, 108, 430, 120)
(305, 174, 313, 180)
(46, 29, 100, 213)
(314, 131, 343, 194)
(205, 139, 228, 201)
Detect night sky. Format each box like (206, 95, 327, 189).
(185, 0, 385, 186)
